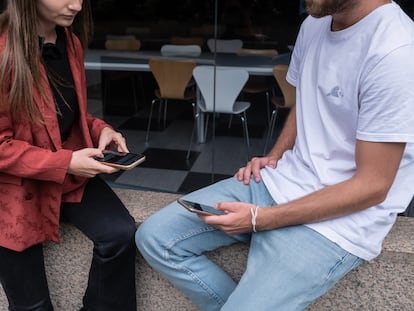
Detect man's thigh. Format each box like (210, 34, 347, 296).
(222, 225, 363, 311)
(183, 176, 276, 209)
(137, 177, 274, 257)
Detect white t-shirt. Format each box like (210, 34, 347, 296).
(261, 2, 414, 261)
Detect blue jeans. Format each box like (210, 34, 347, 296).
(136, 177, 363, 311)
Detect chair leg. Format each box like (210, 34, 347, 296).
(163, 99, 169, 129)
(186, 102, 197, 160)
(228, 115, 233, 129)
(157, 99, 163, 127)
(145, 98, 159, 142)
(265, 91, 270, 125)
(204, 114, 210, 142)
(263, 108, 278, 155)
(240, 112, 250, 161)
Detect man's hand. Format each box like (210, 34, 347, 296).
(199, 202, 257, 235)
(235, 156, 277, 184)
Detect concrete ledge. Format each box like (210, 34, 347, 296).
(1, 188, 413, 310)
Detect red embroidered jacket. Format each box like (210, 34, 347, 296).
(0, 29, 110, 251)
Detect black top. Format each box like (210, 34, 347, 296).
(41, 27, 79, 141)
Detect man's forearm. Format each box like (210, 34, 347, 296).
(258, 177, 377, 230)
(258, 141, 406, 231)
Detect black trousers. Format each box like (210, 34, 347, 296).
(0, 176, 137, 311)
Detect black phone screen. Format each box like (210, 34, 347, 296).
(95, 150, 146, 170)
(97, 151, 142, 165)
(179, 199, 223, 215)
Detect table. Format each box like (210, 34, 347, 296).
(84, 49, 291, 142)
(84, 49, 291, 76)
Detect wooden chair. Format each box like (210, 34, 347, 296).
(188, 66, 251, 160)
(146, 59, 197, 142)
(103, 36, 142, 114)
(263, 64, 295, 154)
(237, 48, 279, 125)
(207, 38, 243, 53)
(160, 44, 200, 91)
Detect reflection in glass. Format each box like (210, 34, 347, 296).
(90, 0, 301, 53)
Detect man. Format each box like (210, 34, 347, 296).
(136, 0, 414, 310)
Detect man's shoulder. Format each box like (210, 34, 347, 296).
(368, 3, 414, 46)
(364, 7, 414, 69)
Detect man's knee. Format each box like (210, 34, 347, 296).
(135, 218, 159, 259)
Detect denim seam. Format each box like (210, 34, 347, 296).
(162, 225, 227, 306)
(164, 225, 216, 249)
(296, 252, 359, 309)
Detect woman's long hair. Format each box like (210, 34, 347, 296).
(0, 0, 93, 123)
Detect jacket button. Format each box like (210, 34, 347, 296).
(24, 192, 34, 200)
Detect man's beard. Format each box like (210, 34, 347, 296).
(305, 0, 355, 18)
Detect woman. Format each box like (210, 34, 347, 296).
(0, 1, 137, 310)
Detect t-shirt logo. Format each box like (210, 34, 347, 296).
(327, 86, 344, 98)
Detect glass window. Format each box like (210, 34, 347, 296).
(90, 0, 301, 53)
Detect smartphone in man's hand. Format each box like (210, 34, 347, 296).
(178, 199, 223, 216)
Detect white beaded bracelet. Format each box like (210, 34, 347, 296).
(250, 205, 260, 232)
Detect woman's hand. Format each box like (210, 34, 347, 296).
(98, 127, 129, 153)
(199, 202, 257, 235)
(234, 156, 277, 185)
(68, 148, 119, 177)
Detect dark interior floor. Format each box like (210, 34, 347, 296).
(87, 73, 288, 194)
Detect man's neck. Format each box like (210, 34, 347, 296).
(331, 0, 391, 31)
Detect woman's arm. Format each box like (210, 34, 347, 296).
(0, 111, 72, 183)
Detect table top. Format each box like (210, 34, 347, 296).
(84, 49, 291, 76)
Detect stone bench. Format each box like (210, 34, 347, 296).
(1, 188, 413, 311)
